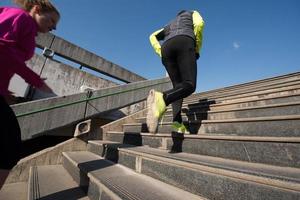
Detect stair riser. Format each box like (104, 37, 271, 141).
(139, 105, 300, 122)
(211, 95, 300, 111)
(198, 119, 300, 137)
(169, 138, 300, 168)
(208, 105, 300, 120)
(136, 114, 202, 123)
(62, 156, 89, 188)
(164, 105, 211, 116)
(118, 151, 300, 200)
(103, 133, 163, 149)
(102, 133, 300, 168)
(123, 123, 200, 134)
(194, 75, 300, 100)
(186, 91, 300, 113)
(87, 180, 115, 200)
(63, 154, 121, 200)
(218, 87, 300, 104)
(88, 143, 130, 163)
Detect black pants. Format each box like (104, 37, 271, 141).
(0, 96, 21, 169)
(161, 35, 197, 123)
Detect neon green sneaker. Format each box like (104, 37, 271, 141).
(172, 121, 187, 134)
(146, 89, 166, 133)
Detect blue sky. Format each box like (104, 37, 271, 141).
(1, 0, 300, 92)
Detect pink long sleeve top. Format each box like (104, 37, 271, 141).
(0, 6, 44, 96)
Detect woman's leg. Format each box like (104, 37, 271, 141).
(0, 96, 22, 188)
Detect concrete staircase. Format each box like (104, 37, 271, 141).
(1, 72, 300, 199)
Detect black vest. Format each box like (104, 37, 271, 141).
(163, 11, 195, 44)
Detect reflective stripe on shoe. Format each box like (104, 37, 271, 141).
(171, 121, 187, 134)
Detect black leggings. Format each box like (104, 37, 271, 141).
(0, 96, 21, 169)
(161, 35, 197, 123)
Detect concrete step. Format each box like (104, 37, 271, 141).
(103, 132, 300, 168)
(207, 101, 300, 120)
(178, 72, 300, 108)
(62, 151, 205, 200)
(178, 83, 300, 108)
(215, 84, 300, 104)
(192, 72, 300, 99)
(138, 101, 300, 122)
(166, 86, 300, 116)
(198, 115, 300, 137)
(0, 182, 27, 200)
(115, 145, 300, 200)
(195, 77, 300, 102)
(28, 165, 89, 200)
(123, 114, 300, 136)
(210, 92, 300, 111)
(122, 122, 198, 134)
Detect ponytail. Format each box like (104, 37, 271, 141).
(13, 0, 60, 17)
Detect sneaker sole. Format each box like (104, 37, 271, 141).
(146, 90, 159, 133)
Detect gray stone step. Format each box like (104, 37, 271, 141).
(0, 182, 27, 200)
(195, 77, 300, 102)
(28, 165, 89, 200)
(166, 86, 300, 116)
(122, 122, 196, 134)
(177, 82, 300, 108)
(216, 84, 300, 104)
(177, 72, 300, 109)
(116, 145, 300, 200)
(124, 114, 300, 136)
(103, 132, 300, 168)
(138, 101, 300, 122)
(207, 102, 300, 120)
(192, 72, 300, 99)
(62, 151, 205, 200)
(198, 115, 300, 137)
(210, 93, 300, 111)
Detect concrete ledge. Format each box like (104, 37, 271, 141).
(12, 77, 171, 140)
(36, 33, 145, 83)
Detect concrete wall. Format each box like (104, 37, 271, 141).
(29, 54, 118, 98)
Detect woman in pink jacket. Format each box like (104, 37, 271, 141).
(0, 0, 60, 189)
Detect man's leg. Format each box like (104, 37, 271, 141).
(162, 36, 197, 122)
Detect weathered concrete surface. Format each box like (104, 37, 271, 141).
(193, 72, 300, 100)
(12, 77, 171, 141)
(5, 138, 87, 184)
(33, 54, 118, 98)
(36, 32, 145, 83)
(63, 151, 205, 200)
(28, 165, 88, 200)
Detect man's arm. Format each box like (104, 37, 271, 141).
(149, 28, 164, 57)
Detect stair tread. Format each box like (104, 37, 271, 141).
(138, 101, 300, 118)
(29, 165, 89, 200)
(124, 114, 300, 125)
(0, 182, 27, 200)
(63, 151, 205, 200)
(106, 131, 300, 142)
(117, 145, 300, 186)
(210, 92, 300, 107)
